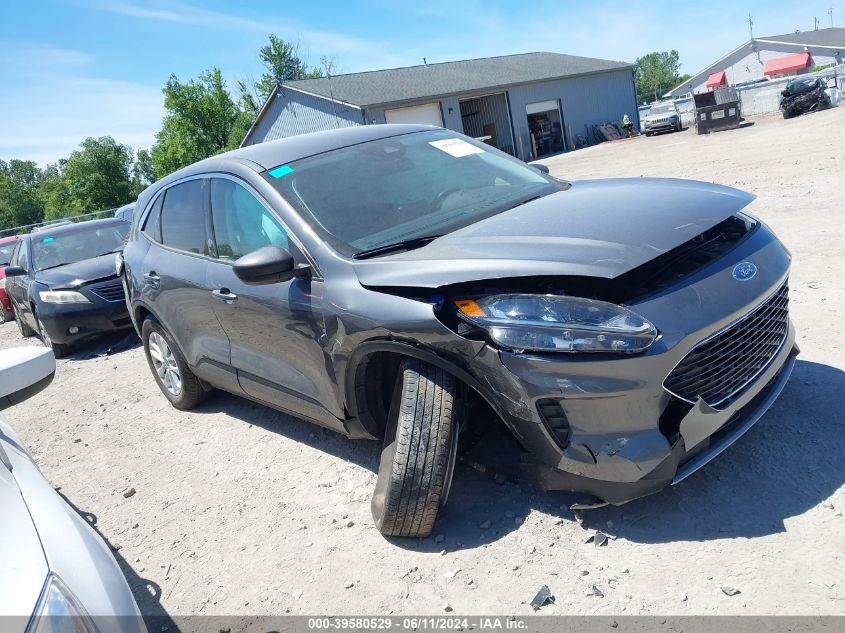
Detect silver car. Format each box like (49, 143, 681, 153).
(0, 347, 145, 633)
(644, 101, 682, 135)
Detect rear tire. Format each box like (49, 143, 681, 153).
(0, 308, 6, 324)
(142, 317, 211, 410)
(15, 304, 36, 337)
(371, 358, 458, 538)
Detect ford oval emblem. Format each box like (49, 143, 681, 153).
(732, 261, 757, 281)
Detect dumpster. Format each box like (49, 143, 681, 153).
(694, 86, 741, 134)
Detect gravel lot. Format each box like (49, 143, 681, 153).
(2, 108, 844, 621)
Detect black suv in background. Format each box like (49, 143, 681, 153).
(5, 218, 132, 356)
(121, 125, 796, 538)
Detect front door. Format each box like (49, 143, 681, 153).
(6, 239, 35, 329)
(205, 176, 343, 430)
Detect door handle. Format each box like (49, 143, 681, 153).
(212, 289, 238, 304)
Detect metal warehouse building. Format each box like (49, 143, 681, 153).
(667, 27, 845, 98)
(241, 52, 639, 160)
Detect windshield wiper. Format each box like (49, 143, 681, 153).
(353, 234, 443, 260)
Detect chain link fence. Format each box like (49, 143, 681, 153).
(0, 208, 117, 239)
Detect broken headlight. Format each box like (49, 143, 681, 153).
(453, 294, 657, 353)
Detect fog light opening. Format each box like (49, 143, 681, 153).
(68, 326, 79, 335)
(537, 398, 571, 448)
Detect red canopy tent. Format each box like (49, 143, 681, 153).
(706, 71, 727, 89)
(763, 52, 812, 76)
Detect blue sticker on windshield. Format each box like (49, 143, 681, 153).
(268, 165, 294, 178)
(41, 237, 55, 243)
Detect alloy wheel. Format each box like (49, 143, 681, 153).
(37, 317, 52, 349)
(148, 331, 183, 397)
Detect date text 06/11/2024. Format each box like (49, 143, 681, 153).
(307, 617, 528, 630)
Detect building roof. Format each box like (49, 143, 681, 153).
(757, 27, 845, 47)
(283, 52, 634, 108)
(666, 27, 845, 97)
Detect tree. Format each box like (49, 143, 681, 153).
(635, 50, 689, 104)
(152, 69, 246, 178)
(238, 35, 323, 116)
(0, 160, 44, 229)
(131, 149, 155, 198)
(63, 137, 133, 211)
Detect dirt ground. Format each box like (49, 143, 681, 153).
(2, 108, 844, 620)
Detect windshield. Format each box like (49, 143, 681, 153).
(649, 104, 676, 115)
(0, 242, 16, 265)
(264, 130, 564, 256)
(31, 222, 129, 271)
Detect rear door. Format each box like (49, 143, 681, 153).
(205, 175, 343, 429)
(6, 239, 35, 328)
(139, 178, 237, 391)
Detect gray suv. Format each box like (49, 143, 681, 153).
(121, 125, 796, 537)
(644, 101, 682, 135)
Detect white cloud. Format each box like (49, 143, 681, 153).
(0, 43, 164, 165)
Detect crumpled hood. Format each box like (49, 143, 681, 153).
(34, 254, 118, 289)
(353, 177, 755, 289)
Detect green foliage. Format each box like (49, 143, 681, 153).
(131, 149, 155, 198)
(239, 35, 323, 116)
(635, 50, 688, 104)
(0, 160, 44, 228)
(151, 69, 246, 179)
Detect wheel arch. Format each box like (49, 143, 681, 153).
(343, 340, 507, 441)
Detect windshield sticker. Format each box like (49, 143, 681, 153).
(268, 164, 295, 178)
(429, 138, 485, 158)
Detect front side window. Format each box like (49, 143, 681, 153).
(31, 223, 129, 271)
(210, 178, 289, 261)
(263, 129, 564, 257)
(160, 179, 208, 255)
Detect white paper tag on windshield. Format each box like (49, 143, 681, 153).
(429, 138, 484, 157)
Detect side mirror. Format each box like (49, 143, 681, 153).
(531, 163, 550, 174)
(3, 266, 26, 278)
(0, 347, 56, 411)
(233, 246, 308, 285)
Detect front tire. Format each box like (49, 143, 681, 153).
(35, 310, 71, 358)
(15, 304, 36, 337)
(142, 317, 211, 410)
(371, 358, 458, 538)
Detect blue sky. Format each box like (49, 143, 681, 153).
(2, 0, 843, 165)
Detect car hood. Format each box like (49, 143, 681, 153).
(0, 421, 48, 618)
(353, 177, 755, 289)
(34, 254, 119, 289)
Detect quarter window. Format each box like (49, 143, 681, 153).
(160, 179, 209, 255)
(210, 178, 289, 261)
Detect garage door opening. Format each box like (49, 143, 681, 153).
(384, 102, 444, 126)
(526, 100, 565, 157)
(459, 93, 515, 156)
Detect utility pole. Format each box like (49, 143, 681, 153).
(829, 7, 834, 27)
(747, 13, 754, 39)
(814, 16, 820, 30)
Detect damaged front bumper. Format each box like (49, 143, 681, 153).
(465, 225, 796, 505)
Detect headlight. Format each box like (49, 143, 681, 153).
(453, 294, 657, 353)
(39, 290, 90, 304)
(26, 574, 99, 633)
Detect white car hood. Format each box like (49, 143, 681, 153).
(0, 423, 48, 618)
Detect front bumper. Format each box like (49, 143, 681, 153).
(36, 297, 132, 345)
(645, 119, 680, 133)
(466, 221, 796, 504)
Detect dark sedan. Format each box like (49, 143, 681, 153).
(4, 219, 132, 356)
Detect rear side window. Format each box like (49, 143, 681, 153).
(160, 180, 208, 255)
(15, 241, 28, 270)
(142, 194, 163, 242)
(210, 178, 289, 261)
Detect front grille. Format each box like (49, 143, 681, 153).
(88, 278, 125, 302)
(664, 281, 789, 408)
